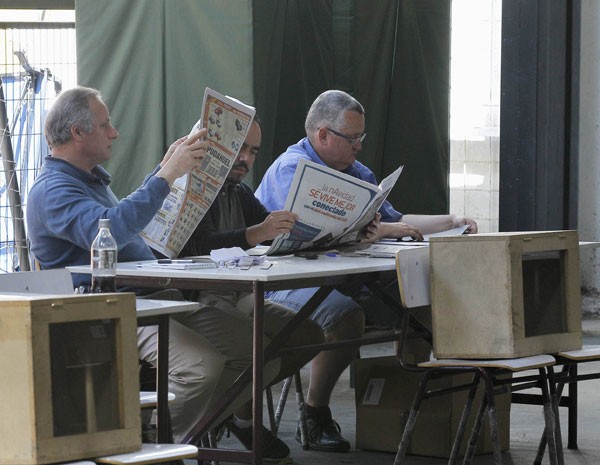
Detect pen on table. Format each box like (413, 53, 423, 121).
(157, 259, 194, 264)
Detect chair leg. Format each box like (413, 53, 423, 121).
(546, 366, 565, 465)
(268, 371, 309, 448)
(462, 387, 489, 465)
(477, 370, 503, 465)
(393, 370, 434, 465)
(270, 375, 293, 435)
(535, 367, 568, 465)
(448, 372, 480, 465)
(265, 386, 276, 433)
(294, 371, 310, 450)
(207, 429, 220, 465)
(197, 433, 218, 465)
(539, 368, 562, 465)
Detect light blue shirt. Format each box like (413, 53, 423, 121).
(255, 137, 403, 222)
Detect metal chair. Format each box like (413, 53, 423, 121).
(0, 268, 74, 293)
(58, 462, 96, 465)
(265, 259, 431, 450)
(529, 346, 600, 464)
(393, 246, 563, 465)
(94, 443, 198, 465)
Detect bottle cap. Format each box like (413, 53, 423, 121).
(99, 218, 111, 229)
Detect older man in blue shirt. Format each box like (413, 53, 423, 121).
(255, 89, 477, 453)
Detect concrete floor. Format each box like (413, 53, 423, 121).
(190, 323, 600, 465)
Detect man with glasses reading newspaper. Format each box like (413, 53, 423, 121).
(255, 89, 477, 453)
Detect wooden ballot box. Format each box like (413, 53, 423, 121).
(0, 292, 141, 465)
(430, 230, 582, 359)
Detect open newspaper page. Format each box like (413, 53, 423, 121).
(326, 164, 403, 246)
(264, 159, 402, 255)
(140, 88, 255, 257)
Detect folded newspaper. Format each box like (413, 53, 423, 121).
(140, 88, 255, 258)
(345, 225, 470, 258)
(264, 159, 404, 255)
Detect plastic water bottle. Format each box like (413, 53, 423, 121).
(91, 218, 117, 293)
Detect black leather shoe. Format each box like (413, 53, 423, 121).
(225, 419, 291, 462)
(295, 412, 351, 452)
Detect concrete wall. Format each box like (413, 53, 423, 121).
(449, 0, 501, 234)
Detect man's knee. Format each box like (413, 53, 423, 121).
(325, 307, 365, 341)
(301, 317, 325, 346)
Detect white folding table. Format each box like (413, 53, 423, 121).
(69, 254, 398, 465)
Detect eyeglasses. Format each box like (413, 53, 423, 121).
(326, 127, 367, 145)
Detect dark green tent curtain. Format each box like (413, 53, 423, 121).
(386, 2, 451, 214)
(252, 0, 336, 183)
(77, 0, 450, 214)
(253, 0, 450, 214)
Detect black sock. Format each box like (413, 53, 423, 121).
(305, 404, 332, 423)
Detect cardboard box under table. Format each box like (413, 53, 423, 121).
(429, 230, 582, 359)
(355, 356, 511, 457)
(0, 292, 141, 465)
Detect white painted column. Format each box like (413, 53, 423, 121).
(578, 1, 600, 314)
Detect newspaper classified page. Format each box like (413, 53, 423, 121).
(141, 88, 255, 257)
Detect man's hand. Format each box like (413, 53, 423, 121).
(160, 136, 187, 166)
(246, 210, 298, 247)
(374, 221, 424, 242)
(453, 215, 478, 234)
(156, 129, 208, 185)
(360, 213, 382, 243)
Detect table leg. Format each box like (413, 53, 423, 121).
(567, 364, 578, 449)
(187, 284, 339, 465)
(253, 282, 264, 465)
(157, 314, 170, 443)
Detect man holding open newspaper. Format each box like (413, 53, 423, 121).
(255, 89, 477, 453)
(26, 87, 321, 463)
(180, 117, 324, 461)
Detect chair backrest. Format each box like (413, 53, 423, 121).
(0, 269, 74, 294)
(395, 246, 431, 309)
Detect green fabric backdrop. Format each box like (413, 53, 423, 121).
(76, 0, 253, 198)
(76, 0, 449, 214)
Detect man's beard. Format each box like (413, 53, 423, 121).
(232, 161, 249, 172)
(227, 162, 249, 182)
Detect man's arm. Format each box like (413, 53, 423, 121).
(374, 220, 424, 241)
(401, 214, 478, 235)
(41, 176, 171, 251)
(181, 184, 296, 255)
(245, 210, 298, 247)
(373, 214, 478, 241)
(181, 210, 249, 256)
